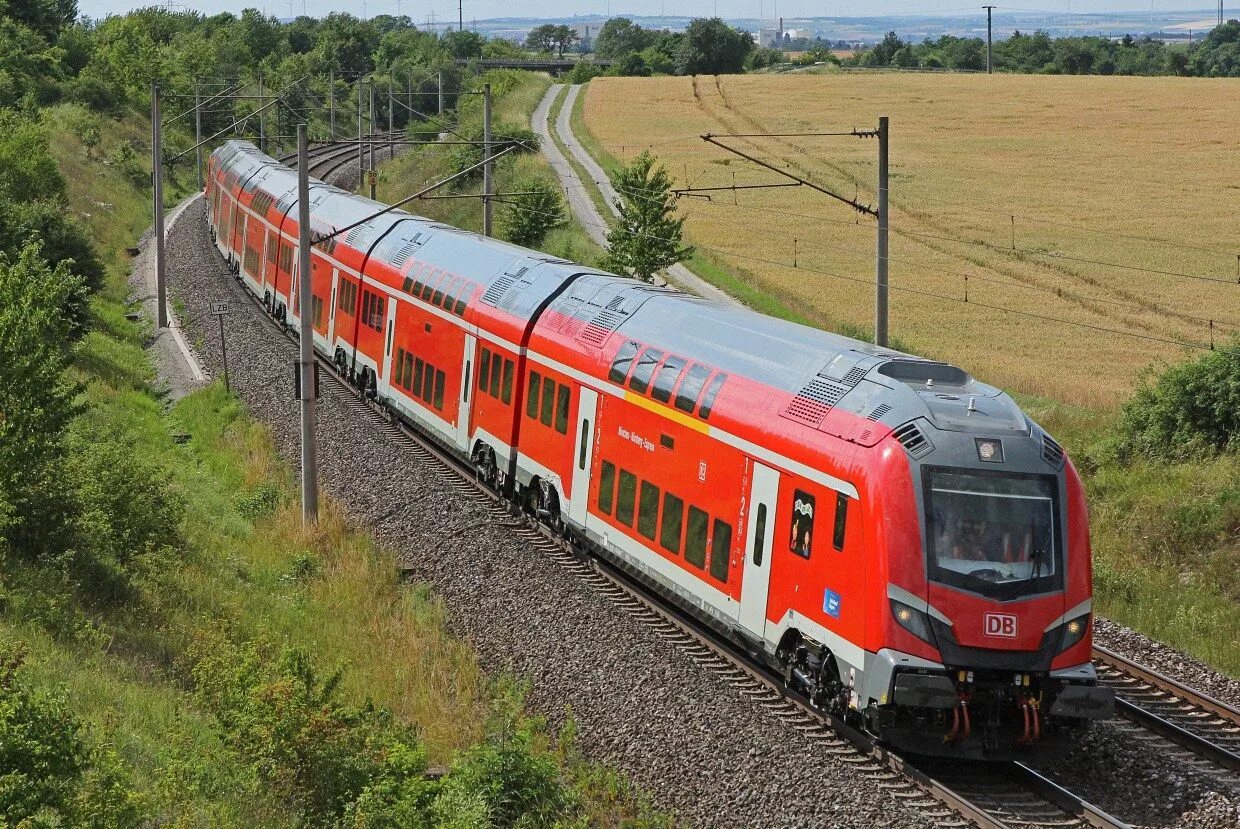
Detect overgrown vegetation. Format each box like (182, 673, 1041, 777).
(846, 22, 1240, 77)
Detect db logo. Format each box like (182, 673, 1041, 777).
(984, 613, 1018, 639)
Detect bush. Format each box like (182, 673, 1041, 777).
(1115, 338, 1240, 461)
(565, 61, 606, 84)
(445, 122, 539, 179)
(499, 177, 565, 249)
(0, 642, 144, 827)
(0, 199, 103, 326)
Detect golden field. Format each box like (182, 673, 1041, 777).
(582, 73, 1239, 406)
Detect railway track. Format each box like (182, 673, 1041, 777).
(1093, 644, 1240, 776)
(275, 133, 398, 186)
(209, 259, 1136, 829)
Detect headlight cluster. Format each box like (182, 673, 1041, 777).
(890, 598, 935, 645)
(1056, 613, 1090, 654)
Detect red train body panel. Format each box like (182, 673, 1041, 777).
(205, 141, 1112, 760)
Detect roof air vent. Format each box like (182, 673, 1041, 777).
(842, 365, 869, 386)
(1042, 435, 1066, 469)
(867, 403, 892, 422)
(579, 309, 626, 348)
(893, 422, 934, 458)
(780, 378, 850, 428)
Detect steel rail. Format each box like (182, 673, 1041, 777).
(1093, 644, 1240, 773)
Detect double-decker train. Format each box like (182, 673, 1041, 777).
(207, 139, 1113, 759)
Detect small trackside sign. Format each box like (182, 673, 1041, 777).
(985, 612, 1018, 639)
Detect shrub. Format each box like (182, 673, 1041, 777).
(445, 122, 538, 179)
(499, 177, 565, 249)
(1115, 338, 1240, 461)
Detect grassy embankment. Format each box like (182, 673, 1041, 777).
(576, 75, 1240, 676)
(2, 102, 666, 823)
(374, 70, 606, 268)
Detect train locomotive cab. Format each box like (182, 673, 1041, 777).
(851, 359, 1113, 760)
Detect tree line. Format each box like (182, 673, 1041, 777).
(845, 22, 1240, 77)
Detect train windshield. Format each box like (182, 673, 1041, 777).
(924, 469, 1062, 601)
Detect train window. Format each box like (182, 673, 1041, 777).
(527, 373, 541, 419)
(312, 295, 324, 327)
(616, 470, 637, 527)
(674, 364, 712, 413)
(651, 356, 686, 404)
(394, 350, 405, 388)
(660, 492, 684, 555)
(555, 385, 570, 434)
(414, 277, 427, 298)
(422, 362, 435, 403)
(453, 286, 469, 316)
(266, 235, 276, 263)
(478, 347, 491, 392)
(540, 378, 555, 427)
(370, 293, 385, 332)
(402, 277, 415, 294)
(440, 278, 458, 310)
(698, 373, 728, 420)
(609, 341, 640, 384)
(638, 481, 660, 540)
(628, 349, 663, 395)
(578, 420, 590, 470)
(501, 360, 514, 405)
(833, 493, 849, 551)
(403, 352, 414, 390)
(413, 358, 424, 395)
(752, 504, 768, 566)
(790, 490, 815, 559)
(420, 273, 435, 301)
(463, 362, 470, 403)
(597, 461, 616, 515)
(489, 352, 502, 399)
(433, 369, 445, 410)
(710, 520, 733, 583)
(685, 507, 709, 569)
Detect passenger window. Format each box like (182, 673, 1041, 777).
(540, 378, 555, 427)
(501, 360, 514, 405)
(526, 372, 541, 419)
(433, 369, 445, 410)
(597, 461, 616, 515)
(555, 385, 570, 434)
(422, 362, 434, 403)
(710, 520, 733, 583)
(833, 493, 849, 551)
(616, 470, 637, 527)
(578, 420, 590, 470)
(698, 373, 728, 419)
(628, 349, 664, 394)
(453, 289, 469, 316)
(403, 276, 415, 294)
(651, 356, 686, 404)
(489, 352, 502, 399)
(638, 481, 660, 540)
(420, 279, 434, 301)
(413, 358, 424, 394)
(752, 504, 768, 566)
(790, 489, 815, 559)
(609, 341, 640, 384)
(685, 507, 709, 569)
(674, 365, 712, 412)
(660, 492, 684, 554)
(478, 347, 491, 391)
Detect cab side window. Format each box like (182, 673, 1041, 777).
(789, 490, 815, 559)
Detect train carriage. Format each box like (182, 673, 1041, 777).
(206, 140, 1113, 760)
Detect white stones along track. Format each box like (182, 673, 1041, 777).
(165, 198, 942, 828)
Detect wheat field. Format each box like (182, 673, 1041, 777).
(582, 73, 1239, 407)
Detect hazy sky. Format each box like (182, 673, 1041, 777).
(78, 0, 1230, 25)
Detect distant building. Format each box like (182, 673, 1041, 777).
(757, 27, 782, 47)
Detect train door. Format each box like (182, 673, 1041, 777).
(739, 461, 780, 639)
(568, 388, 599, 529)
(327, 268, 339, 344)
(380, 296, 398, 391)
(456, 334, 476, 451)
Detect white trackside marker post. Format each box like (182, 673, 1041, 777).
(297, 124, 319, 524)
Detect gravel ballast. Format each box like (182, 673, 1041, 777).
(164, 198, 1240, 828)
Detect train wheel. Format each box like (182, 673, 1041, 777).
(473, 446, 499, 489)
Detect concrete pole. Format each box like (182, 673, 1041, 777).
(437, 70, 444, 116)
(297, 125, 319, 524)
(369, 84, 377, 198)
(458, 0, 463, 31)
(329, 70, 335, 139)
(874, 116, 889, 349)
(482, 82, 493, 237)
(194, 79, 203, 192)
(388, 76, 394, 159)
(984, 6, 996, 74)
(150, 85, 168, 331)
(258, 73, 266, 152)
(357, 80, 365, 191)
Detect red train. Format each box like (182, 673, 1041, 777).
(207, 140, 1113, 759)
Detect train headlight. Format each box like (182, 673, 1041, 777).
(1056, 613, 1090, 654)
(975, 438, 1004, 463)
(890, 599, 935, 645)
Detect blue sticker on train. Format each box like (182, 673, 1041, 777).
(823, 588, 842, 619)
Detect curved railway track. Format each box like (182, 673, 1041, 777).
(1093, 644, 1240, 776)
(208, 253, 1139, 829)
(275, 133, 397, 185)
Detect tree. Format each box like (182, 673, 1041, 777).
(675, 18, 753, 75)
(500, 178, 565, 248)
(442, 29, 484, 60)
(594, 17, 655, 60)
(602, 152, 692, 283)
(524, 24, 557, 54)
(551, 25, 578, 57)
(5, 0, 78, 42)
(863, 31, 906, 66)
